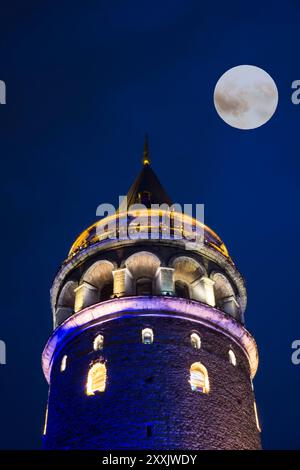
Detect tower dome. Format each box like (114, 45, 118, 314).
(42, 142, 261, 450)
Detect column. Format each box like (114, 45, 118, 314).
(112, 268, 134, 297)
(74, 282, 99, 312)
(222, 295, 240, 318)
(155, 267, 174, 295)
(191, 276, 215, 306)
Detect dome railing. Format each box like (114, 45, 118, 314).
(67, 210, 233, 264)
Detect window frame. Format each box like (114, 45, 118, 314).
(142, 327, 154, 345)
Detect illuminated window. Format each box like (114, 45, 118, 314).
(93, 334, 104, 351)
(142, 328, 154, 344)
(190, 333, 201, 349)
(60, 355, 67, 372)
(86, 362, 107, 395)
(254, 401, 261, 432)
(136, 277, 153, 296)
(228, 349, 237, 366)
(190, 362, 209, 393)
(43, 405, 48, 436)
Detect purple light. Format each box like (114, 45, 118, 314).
(42, 296, 258, 383)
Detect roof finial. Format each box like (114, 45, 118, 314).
(143, 133, 151, 165)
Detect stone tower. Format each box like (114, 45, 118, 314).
(42, 142, 261, 450)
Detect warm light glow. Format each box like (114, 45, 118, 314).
(93, 334, 104, 351)
(142, 328, 154, 344)
(43, 405, 48, 436)
(254, 401, 261, 432)
(60, 355, 67, 372)
(86, 362, 107, 395)
(190, 362, 209, 393)
(228, 349, 237, 366)
(68, 209, 231, 263)
(190, 333, 201, 349)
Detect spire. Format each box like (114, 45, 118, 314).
(119, 139, 172, 211)
(142, 134, 151, 166)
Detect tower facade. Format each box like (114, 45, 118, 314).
(42, 146, 261, 450)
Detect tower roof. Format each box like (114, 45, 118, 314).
(67, 139, 234, 277)
(120, 137, 173, 210)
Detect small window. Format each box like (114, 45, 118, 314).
(60, 355, 67, 372)
(175, 280, 189, 299)
(228, 349, 237, 366)
(190, 333, 201, 349)
(43, 405, 48, 436)
(142, 328, 154, 345)
(86, 362, 107, 395)
(136, 277, 153, 296)
(254, 401, 261, 432)
(190, 362, 209, 393)
(146, 425, 152, 438)
(93, 334, 104, 351)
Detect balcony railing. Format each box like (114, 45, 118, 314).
(66, 210, 233, 264)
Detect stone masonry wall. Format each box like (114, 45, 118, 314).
(44, 315, 261, 450)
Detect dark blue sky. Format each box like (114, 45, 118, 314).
(0, 0, 299, 449)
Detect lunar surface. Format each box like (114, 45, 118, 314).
(214, 65, 278, 130)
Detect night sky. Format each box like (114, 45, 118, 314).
(0, 0, 299, 449)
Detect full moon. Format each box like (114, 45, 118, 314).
(213, 65, 278, 130)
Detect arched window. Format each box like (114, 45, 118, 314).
(80, 260, 115, 309)
(254, 401, 261, 432)
(100, 282, 113, 301)
(228, 349, 237, 366)
(136, 277, 153, 296)
(125, 251, 160, 296)
(190, 362, 209, 393)
(60, 355, 67, 372)
(86, 362, 107, 395)
(142, 328, 154, 344)
(43, 405, 48, 436)
(175, 280, 189, 299)
(190, 333, 201, 349)
(57, 281, 77, 310)
(93, 334, 104, 351)
(210, 272, 239, 319)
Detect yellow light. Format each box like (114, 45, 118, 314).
(60, 355, 67, 372)
(254, 401, 261, 432)
(68, 209, 231, 263)
(229, 349, 237, 366)
(86, 362, 107, 395)
(43, 405, 48, 436)
(189, 362, 210, 393)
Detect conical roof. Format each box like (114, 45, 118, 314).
(120, 137, 173, 210)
